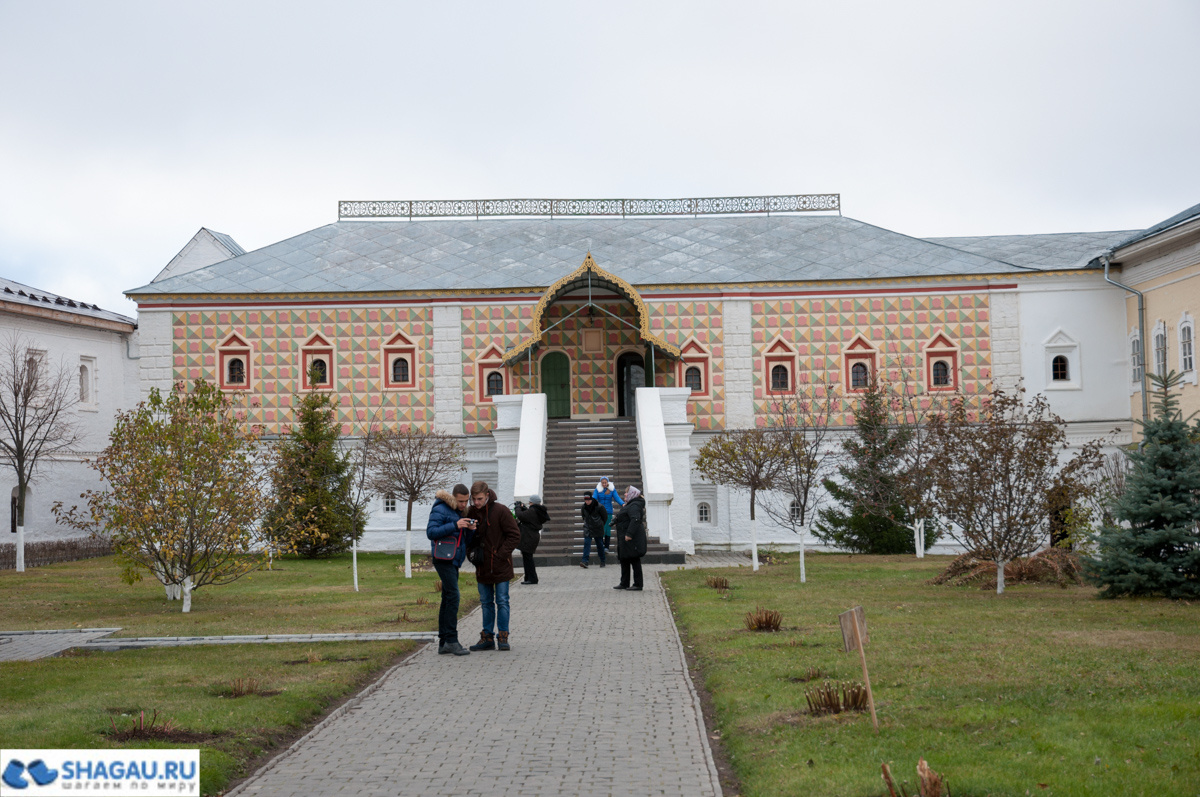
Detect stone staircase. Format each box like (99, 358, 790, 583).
(533, 418, 683, 566)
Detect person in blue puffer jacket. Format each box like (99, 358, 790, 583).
(592, 476, 624, 552)
(426, 483, 474, 656)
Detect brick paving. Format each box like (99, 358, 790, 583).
(230, 557, 733, 797)
(0, 629, 122, 662)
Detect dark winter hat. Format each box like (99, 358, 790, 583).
(582, 493, 594, 501)
(529, 494, 541, 504)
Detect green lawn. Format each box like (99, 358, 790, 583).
(661, 553, 1200, 797)
(0, 552, 472, 795)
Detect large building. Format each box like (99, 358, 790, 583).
(125, 195, 1157, 555)
(1, 278, 139, 547)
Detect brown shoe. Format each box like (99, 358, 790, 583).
(497, 631, 511, 651)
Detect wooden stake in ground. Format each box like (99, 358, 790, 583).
(839, 605, 879, 733)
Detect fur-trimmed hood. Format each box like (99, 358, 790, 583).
(434, 489, 458, 507)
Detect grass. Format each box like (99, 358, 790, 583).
(0, 551, 475, 795)
(661, 553, 1200, 797)
(1, 551, 468, 636)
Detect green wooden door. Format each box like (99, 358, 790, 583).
(542, 352, 571, 418)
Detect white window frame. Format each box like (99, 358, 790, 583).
(696, 502, 711, 524)
(1042, 328, 1081, 391)
(1153, 320, 1168, 379)
(1178, 312, 1197, 386)
(383, 493, 397, 513)
(1129, 328, 1143, 395)
(78, 356, 98, 411)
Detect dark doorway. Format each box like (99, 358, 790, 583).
(616, 352, 645, 417)
(542, 352, 571, 418)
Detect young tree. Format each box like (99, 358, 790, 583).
(695, 427, 785, 571)
(0, 331, 81, 572)
(264, 387, 366, 558)
(54, 380, 309, 612)
(814, 375, 916, 554)
(365, 425, 465, 578)
(760, 380, 838, 582)
(1087, 373, 1200, 598)
(928, 384, 1103, 594)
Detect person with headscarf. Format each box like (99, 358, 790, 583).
(579, 492, 608, 568)
(592, 476, 624, 552)
(612, 485, 646, 591)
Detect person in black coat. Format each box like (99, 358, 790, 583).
(579, 493, 608, 568)
(613, 485, 647, 591)
(514, 494, 550, 585)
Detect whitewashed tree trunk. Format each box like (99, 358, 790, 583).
(995, 560, 1007, 595)
(799, 525, 807, 583)
(352, 537, 359, 592)
(915, 518, 925, 558)
(181, 576, 193, 612)
(750, 515, 759, 572)
(15, 525, 24, 572)
(404, 528, 412, 579)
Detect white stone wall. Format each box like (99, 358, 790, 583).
(432, 304, 464, 434)
(137, 309, 174, 398)
(722, 299, 754, 428)
(989, 290, 1021, 390)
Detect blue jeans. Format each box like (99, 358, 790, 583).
(433, 559, 461, 644)
(478, 580, 510, 634)
(581, 536, 606, 564)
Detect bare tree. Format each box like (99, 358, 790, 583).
(927, 384, 1104, 594)
(365, 425, 466, 578)
(695, 427, 785, 571)
(0, 331, 81, 572)
(760, 379, 838, 581)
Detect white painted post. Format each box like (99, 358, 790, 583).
(15, 525, 24, 572)
(799, 525, 807, 583)
(404, 529, 412, 579)
(750, 514, 759, 571)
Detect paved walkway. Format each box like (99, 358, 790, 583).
(230, 557, 738, 797)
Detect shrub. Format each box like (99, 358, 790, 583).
(931, 548, 1084, 589)
(0, 537, 111, 570)
(705, 575, 729, 590)
(744, 605, 782, 632)
(805, 680, 868, 715)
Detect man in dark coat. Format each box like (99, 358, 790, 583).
(425, 483, 473, 656)
(466, 481, 521, 651)
(514, 494, 550, 585)
(613, 485, 647, 591)
(579, 493, 608, 568)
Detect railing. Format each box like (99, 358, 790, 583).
(338, 194, 840, 220)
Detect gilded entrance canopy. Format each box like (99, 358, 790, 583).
(502, 254, 681, 366)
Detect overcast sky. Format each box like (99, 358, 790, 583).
(1, 0, 1197, 318)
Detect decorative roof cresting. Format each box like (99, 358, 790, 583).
(338, 194, 840, 220)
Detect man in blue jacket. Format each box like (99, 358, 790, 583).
(426, 483, 473, 656)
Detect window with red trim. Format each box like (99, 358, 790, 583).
(217, 333, 252, 391)
(842, 335, 877, 393)
(476, 345, 507, 402)
(677, 339, 711, 398)
(300, 334, 335, 390)
(382, 331, 417, 389)
(764, 338, 796, 395)
(923, 333, 959, 392)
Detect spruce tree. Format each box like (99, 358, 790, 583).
(1087, 372, 1200, 598)
(265, 388, 366, 558)
(815, 377, 916, 554)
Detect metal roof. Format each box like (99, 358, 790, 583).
(1, 277, 136, 325)
(127, 214, 1045, 298)
(1109, 202, 1200, 252)
(925, 231, 1138, 270)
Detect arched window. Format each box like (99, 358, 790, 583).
(227, 357, 246, 385)
(790, 499, 803, 523)
(684, 366, 702, 392)
(1182, 323, 1194, 373)
(311, 358, 328, 385)
(78, 364, 89, 402)
(1051, 355, 1069, 382)
(771, 364, 789, 391)
(1131, 335, 1143, 383)
(392, 357, 409, 384)
(851, 362, 870, 389)
(1154, 331, 1167, 376)
(932, 360, 950, 386)
(486, 371, 504, 396)
(383, 493, 396, 513)
(697, 502, 711, 523)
